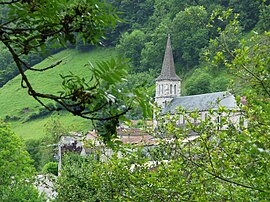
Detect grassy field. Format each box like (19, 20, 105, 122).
(0, 47, 116, 140)
(9, 112, 92, 140)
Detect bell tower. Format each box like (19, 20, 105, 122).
(155, 34, 181, 109)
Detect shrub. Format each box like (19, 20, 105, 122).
(42, 162, 58, 176)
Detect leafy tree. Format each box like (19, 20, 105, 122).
(118, 69, 157, 119)
(116, 29, 147, 72)
(100, 0, 155, 46)
(0, 44, 18, 86)
(0, 122, 45, 201)
(42, 162, 58, 176)
(184, 69, 212, 95)
(147, 0, 174, 29)
(210, 74, 230, 92)
(207, 9, 270, 99)
(256, 3, 270, 32)
(227, 32, 270, 97)
(0, 0, 122, 119)
(171, 6, 209, 72)
(229, 0, 261, 31)
(25, 118, 73, 171)
(194, 0, 229, 10)
(140, 18, 171, 71)
(120, 0, 154, 27)
(56, 9, 270, 201)
(201, 9, 243, 74)
(25, 139, 42, 171)
(55, 154, 103, 201)
(38, 118, 72, 169)
(0, 1, 152, 142)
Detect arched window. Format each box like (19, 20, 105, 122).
(174, 85, 176, 94)
(158, 85, 160, 95)
(170, 84, 172, 94)
(217, 112, 221, 130)
(161, 84, 163, 94)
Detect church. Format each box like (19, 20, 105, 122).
(155, 35, 241, 127)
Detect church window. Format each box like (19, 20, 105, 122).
(201, 112, 205, 120)
(170, 84, 172, 94)
(180, 115, 183, 124)
(217, 113, 221, 130)
(174, 85, 176, 94)
(158, 85, 161, 95)
(161, 84, 163, 94)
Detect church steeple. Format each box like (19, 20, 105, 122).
(156, 34, 181, 81)
(155, 34, 181, 109)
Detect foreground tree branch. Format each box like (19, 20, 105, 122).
(0, 0, 143, 123)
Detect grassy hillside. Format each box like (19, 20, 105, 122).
(0, 47, 116, 140)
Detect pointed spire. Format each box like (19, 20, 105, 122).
(156, 34, 181, 81)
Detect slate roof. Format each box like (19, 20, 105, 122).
(164, 92, 238, 113)
(156, 34, 181, 81)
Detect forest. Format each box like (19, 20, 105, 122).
(1, 0, 269, 95)
(0, 0, 269, 201)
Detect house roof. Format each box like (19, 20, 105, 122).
(119, 134, 156, 145)
(84, 129, 157, 145)
(164, 91, 238, 113)
(156, 34, 181, 81)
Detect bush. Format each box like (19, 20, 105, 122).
(25, 139, 42, 171)
(42, 162, 58, 176)
(0, 121, 45, 201)
(4, 115, 20, 121)
(1, 183, 45, 202)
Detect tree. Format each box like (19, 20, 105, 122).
(171, 6, 209, 72)
(0, 1, 152, 141)
(0, 121, 45, 201)
(56, 10, 270, 201)
(229, 0, 261, 31)
(0, 43, 20, 87)
(0, 0, 125, 119)
(112, 0, 154, 28)
(116, 29, 147, 72)
(25, 138, 42, 171)
(257, 3, 270, 32)
(184, 69, 212, 95)
(140, 18, 171, 71)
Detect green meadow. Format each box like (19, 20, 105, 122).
(0, 47, 116, 139)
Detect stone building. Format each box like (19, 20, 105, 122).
(155, 35, 241, 128)
(155, 34, 181, 109)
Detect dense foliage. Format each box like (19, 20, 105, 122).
(0, 122, 45, 201)
(0, 0, 119, 111)
(1, 0, 269, 96)
(0, 0, 152, 142)
(56, 4, 270, 201)
(114, 0, 270, 95)
(57, 101, 270, 201)
(57, 58, 270, 202)
(0, 1, 269, 200)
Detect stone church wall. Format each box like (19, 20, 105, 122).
(155, 80, 181, 108)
